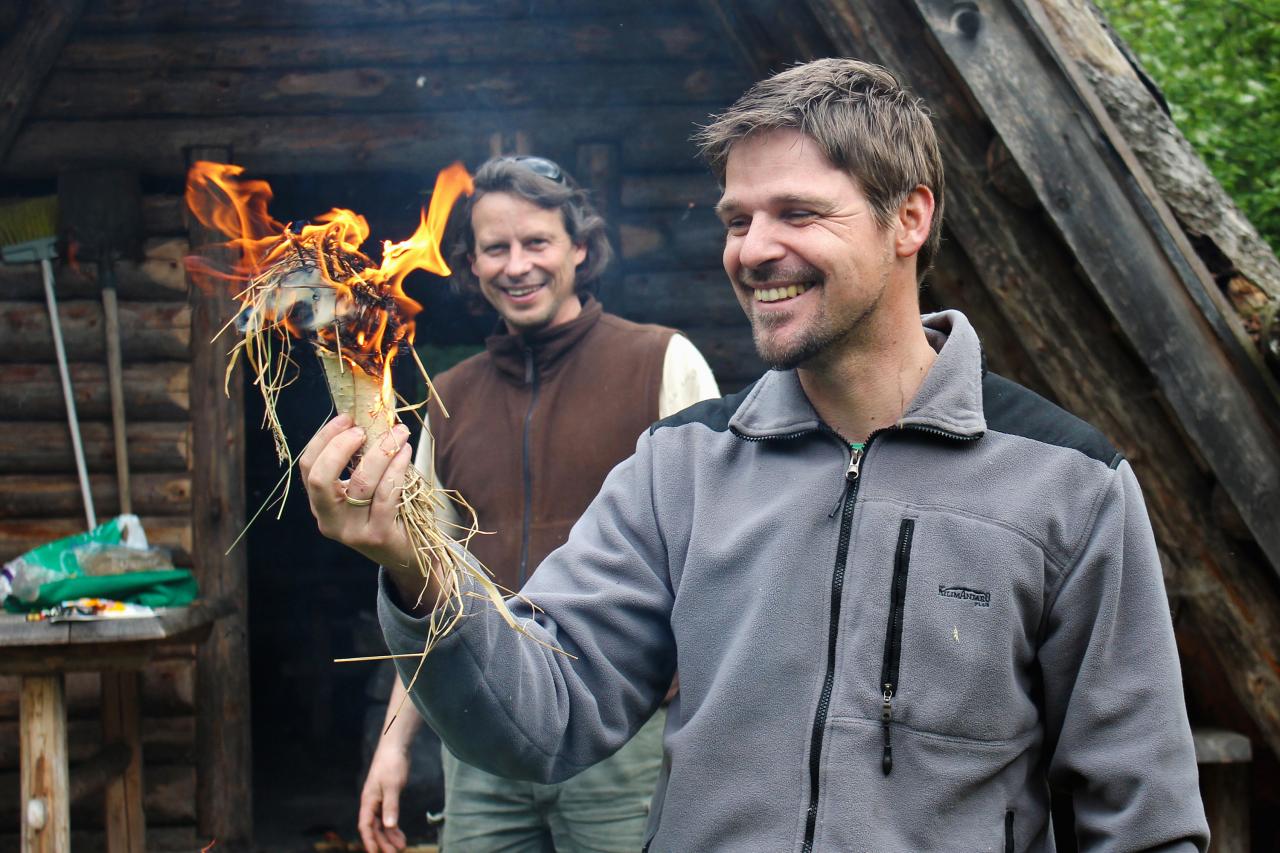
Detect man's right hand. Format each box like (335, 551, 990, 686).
(299, 414, 435, 612)
(358, 742, 411, 853)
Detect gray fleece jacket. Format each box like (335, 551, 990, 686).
(380, 310, 1208, 852)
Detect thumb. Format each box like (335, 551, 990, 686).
(383, 786, 400, 828)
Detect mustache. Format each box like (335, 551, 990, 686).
(737, 263, 824, 288)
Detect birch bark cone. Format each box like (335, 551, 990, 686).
(315, 347, 396, 460)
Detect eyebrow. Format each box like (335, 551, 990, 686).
(715, 193, 834, 217)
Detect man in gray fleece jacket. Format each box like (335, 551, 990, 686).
(301, 59, 1208, 851)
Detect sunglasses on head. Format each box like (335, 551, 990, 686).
(500, 155, 566, 185)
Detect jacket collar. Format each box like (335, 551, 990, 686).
(729, 310, 987, 440)
(484, 295, 603, 384)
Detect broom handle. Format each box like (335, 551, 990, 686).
(101, 264, 132, 514)
(41, 257, 97, 529)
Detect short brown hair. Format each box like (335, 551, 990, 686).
(447, 157, 612, 301)
(695, 58, 945, 279)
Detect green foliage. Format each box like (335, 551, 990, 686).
(1094, 0, 1280, 249)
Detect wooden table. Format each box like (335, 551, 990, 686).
(0, 599, 232, 853)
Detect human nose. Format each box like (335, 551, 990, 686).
(504, 245, 533, 278)
(735, 218, 786, 270)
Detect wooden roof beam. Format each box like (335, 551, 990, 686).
(0, 0, 86, 167)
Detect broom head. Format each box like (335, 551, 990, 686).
(0, 196, 58, 264)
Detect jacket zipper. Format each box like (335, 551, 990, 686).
(1004, 809, 1015, 853)
(799, 440, 865, 853)
(879, 517, 915, 775)
(518, 346, 539, 586)
(733, 421, 975, 849)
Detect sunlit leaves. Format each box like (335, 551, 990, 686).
(1096, 0, 1280, 248)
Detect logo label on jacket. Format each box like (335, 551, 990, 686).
(937, 584, 991, 607)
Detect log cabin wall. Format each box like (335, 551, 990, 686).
(0, 212, 200, 849)
(0, 0, 759, 846)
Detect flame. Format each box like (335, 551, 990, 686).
(184, 160, 473, 375)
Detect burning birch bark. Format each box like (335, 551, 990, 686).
(184, 161, 537, 656)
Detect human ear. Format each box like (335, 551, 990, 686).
(573, 243, 587, 268)
(468, 252, 478, 277)
(894, 186, 935, 258)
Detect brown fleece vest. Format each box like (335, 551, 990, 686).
(427, 298, 673, 592)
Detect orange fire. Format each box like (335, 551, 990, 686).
(184, 161, 473, 377)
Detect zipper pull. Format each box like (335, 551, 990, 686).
(846, 444, 864, 481)
(523, 347, 535, 385)
(881, 683, 894, 775)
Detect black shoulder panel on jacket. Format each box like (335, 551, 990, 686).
(650, 382, 757, 435)
(983, 372, 1123, 468)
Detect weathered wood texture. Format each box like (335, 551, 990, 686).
(0, 301, 191, 362)
(0, 0, 86, 163)
(19, 675, 69, 853)
(101, 670, 145, 853)
(5, 107, 727, 177)
(0, 661, 197, 721)
(0, 421, 190, 474)
(35, 63, 743, 119)
(1, 362, 189, 421)
(907, 0, 1280, 571)
(0, 716, 195, 769)
(0, 826, 200, 852)
(0, 473, 191, 519)
(1038, 0, 1280, 331)
(187, 145, 252, 845)
(785, 0, 1280, 762)
(0, 764, 196, 827)
(60, 16, 726, 68)
(0, 242, 189, 301)
(77, 0, 695, 29)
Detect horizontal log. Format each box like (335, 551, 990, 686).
(4, 107, 719, 177)
(612, 270, 742, 327)
(79, 0, 695, 29)
(0, 763, 195, 827)
(0, 420, 190, 473)
(618, 209, 725, 270)
(0, 240, 189, 300)
(0, 516, 193, 564)
(34, 62, 745, 119)
(61, 15, 727, 69)
(141, 195, 186, 237)
(0, 660, 195, 720)
(68, 740, 132, 803)
(0, 715, 194, 769)
(1, 361, 189, 420)
(0, 300, 190, 362)
(621, 172, 722, 209)
(0, 827, 199, 852)
(0, 472, 192, 517)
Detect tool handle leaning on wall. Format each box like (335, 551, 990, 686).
(42, 256, 97, 529)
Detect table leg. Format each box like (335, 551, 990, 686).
(20, 674, 69, 853)
(102, 671, 146, 853)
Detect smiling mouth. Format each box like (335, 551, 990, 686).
(753, 282, 814, 303)
(502, 283, 545, 298)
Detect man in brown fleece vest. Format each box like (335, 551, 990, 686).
(349, 156, 717, 852)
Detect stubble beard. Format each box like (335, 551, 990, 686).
(747, 268, 888, 371)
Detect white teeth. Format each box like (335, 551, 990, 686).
(754, 283, 812, 303)
(507, 286, 540, 297)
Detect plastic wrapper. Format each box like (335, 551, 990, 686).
(0, 514, 154, 603)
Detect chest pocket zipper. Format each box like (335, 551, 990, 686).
(879, 517, 915, 775)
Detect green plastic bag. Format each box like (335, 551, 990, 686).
(3, 570, 198, 613)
